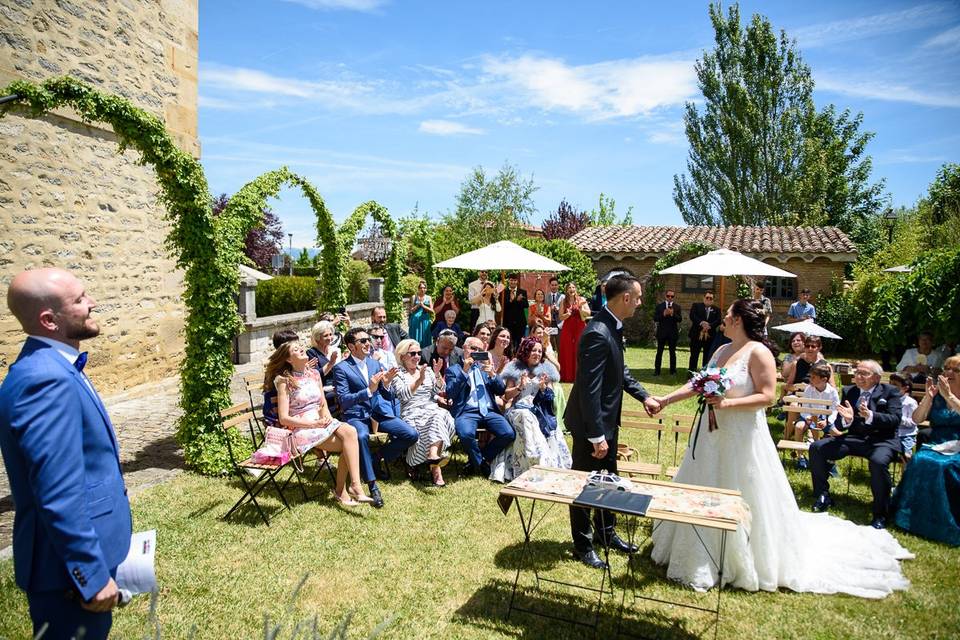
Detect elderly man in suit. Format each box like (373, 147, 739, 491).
(687, 291, 721, 372)
(809, 359, 903, 529)
(565, 275, 661, 569)
(332, 327, 418, 508)
(420, 329, 463, 375)
(444, 336, 515, 477)
(654, 289, 682, 376)
(0, 268, 132, 640)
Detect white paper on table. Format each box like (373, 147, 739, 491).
(116, 529, 157, 594)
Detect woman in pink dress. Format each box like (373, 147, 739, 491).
(264, 341, 373, 507)
(558, 282, 591, 383)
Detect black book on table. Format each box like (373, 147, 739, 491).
(572, 486, 652, 516)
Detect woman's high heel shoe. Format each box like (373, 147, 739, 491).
(330, 490, 359, 507)
(430, 464, 446, 487)
(347, 487, 375, 504)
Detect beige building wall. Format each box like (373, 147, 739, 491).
(0, 0, 199, 392)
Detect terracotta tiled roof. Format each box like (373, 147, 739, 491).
(568, 225, 857, 255)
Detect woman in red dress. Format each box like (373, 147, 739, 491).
(558, 282, 591, 383)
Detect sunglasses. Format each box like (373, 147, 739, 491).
(407, 350, 421, 356)
(370, 335, 385, 339)
(665, 294, 675, 298)
(356, 337, 371, 344)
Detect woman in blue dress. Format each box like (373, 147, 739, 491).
(892, 355, 960, 546)
(408, 279, 433, 347)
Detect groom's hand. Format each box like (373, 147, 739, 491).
(592, 440, 609, 459)
(643, 397, 662, 416)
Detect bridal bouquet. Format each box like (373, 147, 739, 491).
(688, 366, 732, 458)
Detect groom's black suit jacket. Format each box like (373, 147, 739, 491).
(564, 307, 650, 443)
(833, 383, 902, 442)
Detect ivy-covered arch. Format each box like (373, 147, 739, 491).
(338, 201, 406, 321)
(0, 77, 238, 474)
(221, 167, 343, 309)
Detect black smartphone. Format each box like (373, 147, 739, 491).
(472, 351, 490, 361)
(337, 306, 347, 314)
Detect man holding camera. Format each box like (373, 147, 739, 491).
(444, 336, 515, 477)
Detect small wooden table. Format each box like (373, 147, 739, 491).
(498, 466, 748, 639)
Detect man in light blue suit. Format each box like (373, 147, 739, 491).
(445, 336, 515, 478)
(332, 326, 418, 508)
(0, 268, 132, 640)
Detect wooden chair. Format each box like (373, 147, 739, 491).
(618, 413, 666, 478)
(219, 403, 307, 526)
(243, 373, 268, 439)
(776, 395, 835, 459)
(667, 414, 696, 478)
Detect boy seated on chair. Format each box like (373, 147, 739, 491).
(889, 373, 918, 462)
(791, 364, 840, 470)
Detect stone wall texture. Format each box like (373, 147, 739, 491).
(0, 0, 199, 392)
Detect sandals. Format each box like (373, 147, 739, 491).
(430, 462, 446, 487)
(347, 487, 375, 504)
(330, 490, 359, 507)
(426, 456, 449, 468)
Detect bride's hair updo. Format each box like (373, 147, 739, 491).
(730, 298, 780, 357)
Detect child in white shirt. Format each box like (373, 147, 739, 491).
(890, 373, 918, 460)
(793, 364, 840, 469)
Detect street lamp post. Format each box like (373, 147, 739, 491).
(884, 207, 898, 243)
(288, 233, 293, 276)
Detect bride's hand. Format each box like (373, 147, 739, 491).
(705, 395, 728, 408)
(643, 396, 662, 416)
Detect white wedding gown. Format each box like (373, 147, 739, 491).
(650, 344, 913, 598)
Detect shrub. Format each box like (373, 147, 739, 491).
(256, 276, 318, 317)
(345, 259, 372, 304)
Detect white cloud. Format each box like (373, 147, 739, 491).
(418, 119, 485, 136)
(480, 54, 697, 120)
(921, 24, 960, 52)
(816, 74, 960, 108)
(279, 0, 387, 12)
(201, 64, 372, 101)
(792, 3, 954, 48)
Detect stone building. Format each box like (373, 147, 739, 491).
(569, 225, 857, 342)
(0, 1, 198, 392)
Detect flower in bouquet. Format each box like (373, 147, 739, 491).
(688, 365, 733, 458)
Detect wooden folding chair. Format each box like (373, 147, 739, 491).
(777, 395, 834, 461)
(219, 404, 306, 526)
(619, 413, 666, 478)
(667, 415, 696, 478)
(243, 373, 268, 439)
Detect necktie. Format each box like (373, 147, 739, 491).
(705, 307, 711, 318)
(471, 367, 490, 416)
(74, 352, 88, 372)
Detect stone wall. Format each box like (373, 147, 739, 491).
(0, 0, 198, 392)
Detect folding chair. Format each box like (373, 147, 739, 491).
(776, 395, 834, 462)
(619, 413, 666, 478)
(667, 415, 696, 478)
(219, 404, 307, 526)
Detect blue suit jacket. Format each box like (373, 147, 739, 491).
(444, 364, 506, 418)
(0, 338, 131, 599)
(332, 356, 399, 422)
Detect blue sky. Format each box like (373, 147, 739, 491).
(198, 0, 960, 250)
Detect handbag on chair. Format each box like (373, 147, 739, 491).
(251, 426, 302, 470)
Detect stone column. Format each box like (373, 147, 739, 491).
(368, 277, 384, 303)
(237, 275, 258, 321)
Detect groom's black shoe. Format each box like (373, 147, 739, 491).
(812, 493, 833, 513)
(574, 548, 608, 570)
(593, 533, 638, 554)
(870, 516, 887, 530)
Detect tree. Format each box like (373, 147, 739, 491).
(673, 3, 885, 230)
(588, 192, 633, 226)
(440, 162, 538, 247)
(211, 193, 284, 270)
(295, 248, 311, 268)
(541, 199, 589, 240)
(918, 163, 960, 250)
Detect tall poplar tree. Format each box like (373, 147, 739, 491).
(673, 3, 885, 231)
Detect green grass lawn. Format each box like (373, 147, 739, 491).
(2, 347, 958, 639)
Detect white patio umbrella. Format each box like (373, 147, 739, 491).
(771, 320, 842, 340)
(433, 240, 570, 272)
(883, 265, 913, 273)
(658, 248, 796, 307)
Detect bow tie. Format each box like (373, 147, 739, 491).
(74, 352, 88, 372)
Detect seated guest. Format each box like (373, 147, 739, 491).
(475, 281, 501, 329)
(492, 337, 572, 481)
(370, 305, 407, 352)
(368, 325, 398, 369)
(432, 285, 460, 330)
(332, 327, 419, 508)
(445, 336, 515, 478)
(488, 325, 513, 375)
(897, 331, 944, 380)
(531, 324, 560, 371)
(892, 356, 960, 546)
(473, 323, 492, 349)
(809, 360, 903, 529)
(306, 320, 340, 409)
(263, 329, 300, 426)
(789, 364, 839, 470)
(780, 332, 807, 383)
(781, 335, 831, 432)
(265, 341, 372, 506)
(431, 309, 464, 345)
(390, 339, 456, 486)
(420, 329, 463, 376)
(889, 373, 919, 461)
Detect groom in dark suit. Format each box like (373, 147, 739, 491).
(0, 268, 132, 640)
(654, 289, 682, 375)
(565, 274, 661, 569)
(687, 291, 721, 372)
(809, 359, 902, 529)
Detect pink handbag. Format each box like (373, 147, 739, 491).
(251, 426, 295, 466)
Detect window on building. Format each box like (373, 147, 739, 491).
(764, 277, 795, 300)
(681, 275, 715, 293)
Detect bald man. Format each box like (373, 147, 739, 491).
(0, 268, 131, 640)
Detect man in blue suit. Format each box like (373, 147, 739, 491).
(332, 326, 418, 508)
(0, 268, 132, 640)
(445, 336, 515, 477)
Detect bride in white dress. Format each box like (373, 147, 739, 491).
(650, 299, 912, 598)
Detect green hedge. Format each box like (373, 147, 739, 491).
(256, 276, 318, 316)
